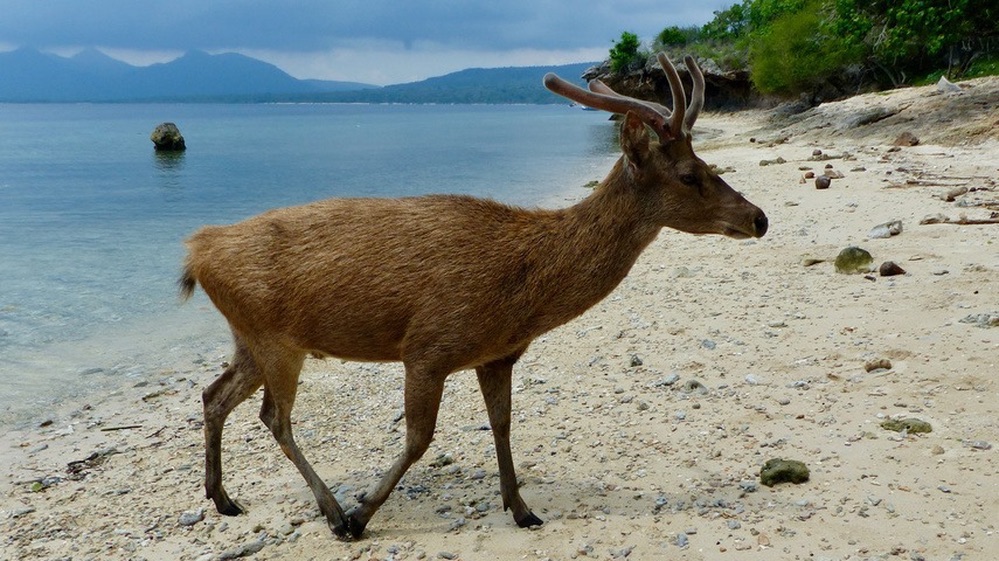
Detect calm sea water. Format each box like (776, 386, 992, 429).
(0, 103, 619, 424)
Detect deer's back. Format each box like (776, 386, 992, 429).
(185, 195, 565, 364)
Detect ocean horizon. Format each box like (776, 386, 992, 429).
(0, 102, 620, 426)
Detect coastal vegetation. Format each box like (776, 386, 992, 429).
(611, 0, 999, 96)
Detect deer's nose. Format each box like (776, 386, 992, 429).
(754, 212, 769, 237)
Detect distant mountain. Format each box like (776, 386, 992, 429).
(312, 63, 597, 104)
(0, 48, 377, 102)
(0, 48, 596, 103)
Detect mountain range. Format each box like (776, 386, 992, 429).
(0, 48, 596, 104)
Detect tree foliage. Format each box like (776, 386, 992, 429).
(609, 32, 643, 72)
(617, 0, 999, 96)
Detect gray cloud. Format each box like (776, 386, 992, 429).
(0, 1, 733, 52)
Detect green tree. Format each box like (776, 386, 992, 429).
(610, 31, 643, 72)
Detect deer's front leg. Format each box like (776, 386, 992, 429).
(476, 356, 543, 528)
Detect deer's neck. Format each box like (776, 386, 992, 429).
(526, 160, 660, 325)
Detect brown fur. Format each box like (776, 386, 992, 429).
(180, 55, 767, 540)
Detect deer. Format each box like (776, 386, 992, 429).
(179, 52, 768, 541)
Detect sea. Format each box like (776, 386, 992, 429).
(0, 103, 620, 425)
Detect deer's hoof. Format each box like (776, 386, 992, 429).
(515, 511, 544, 528)
(330, 510, 368, 541)
(212, 495, 246, 516)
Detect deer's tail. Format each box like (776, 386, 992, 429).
(178, 261, 198, 302)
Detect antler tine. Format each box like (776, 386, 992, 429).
(656, 53, 686, 139)
(683, 55, 705, 132)
(543, 73, 669, 136)
(588, 79, 673, 118)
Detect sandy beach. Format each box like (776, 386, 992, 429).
(2, 77, 997, 561)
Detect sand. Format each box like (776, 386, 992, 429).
(2, 78, 997, 561)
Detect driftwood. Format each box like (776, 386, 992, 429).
(920, 213, 999, 225)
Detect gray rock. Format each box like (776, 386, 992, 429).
(959, 312, 999, 328)
(868, 220, 903, 239)
(179, 508, 205, 527)
(937, 75, 963, 94)
(682, 379, 708, 395)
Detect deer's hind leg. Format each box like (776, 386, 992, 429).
(254, 346, 352, 539)
(203, 335, 263, 516)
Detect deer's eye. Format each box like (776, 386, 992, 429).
(680, 173, 700, 187)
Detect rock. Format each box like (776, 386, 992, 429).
(937, 75, 963, 94)
(760, 458, 810, 487)
(759, 157, 787, 166)
(675, 532, 689, 548)
(629, 354, 643, 367)
(815, 175, 831, 189)
(178, 508, 205, 527)
(868, 220, 903, 238)
(958, 312, 999, 328)
(219, 538, 266, 560)
(920, 213, 950, 225)
(880, 418, 932, 433)
(834, 246, 874, 274)
(879, 261, 906, 276)
(893, 131, 920, 146)
(823, 168, 845, 179)
(682, 379, 709, 395)
(150, 122, 186, 151)
(836, 106, 898, 130)
(864, 358, 892, 372)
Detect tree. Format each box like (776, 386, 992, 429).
(609, 31, 643, 72)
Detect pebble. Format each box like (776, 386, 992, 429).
(966, 440, 992, 450)
(879, 261, 907, 276)
(727, 520, 742, 530)
(675, 533, 689, 548)
(682, 379, 709, 394)
(438, 552, 458, 560)
(178, 508, 205, 527)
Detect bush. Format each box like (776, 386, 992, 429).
(749, 1, 859, 94)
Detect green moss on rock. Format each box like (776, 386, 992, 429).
(760, 458, 810, 487)
(880, 418, 932, 433)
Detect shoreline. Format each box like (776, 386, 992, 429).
(3, 81, 998, 560)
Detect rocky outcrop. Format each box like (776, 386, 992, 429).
(581, 56, 756, 110)
(150, 122, 186, 151)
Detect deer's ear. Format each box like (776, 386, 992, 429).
(620, 112, 650, 169)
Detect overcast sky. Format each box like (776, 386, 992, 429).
(0, 1, 735, 85)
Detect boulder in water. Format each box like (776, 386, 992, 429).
(150, 122, 186, 151)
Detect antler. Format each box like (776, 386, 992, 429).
(543, 52, 707, 142)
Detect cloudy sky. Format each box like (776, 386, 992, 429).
(0, 1, 735, 85)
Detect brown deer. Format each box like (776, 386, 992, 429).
(179, 53, 767, 540)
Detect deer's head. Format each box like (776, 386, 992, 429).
(545, 53, 767, 240)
